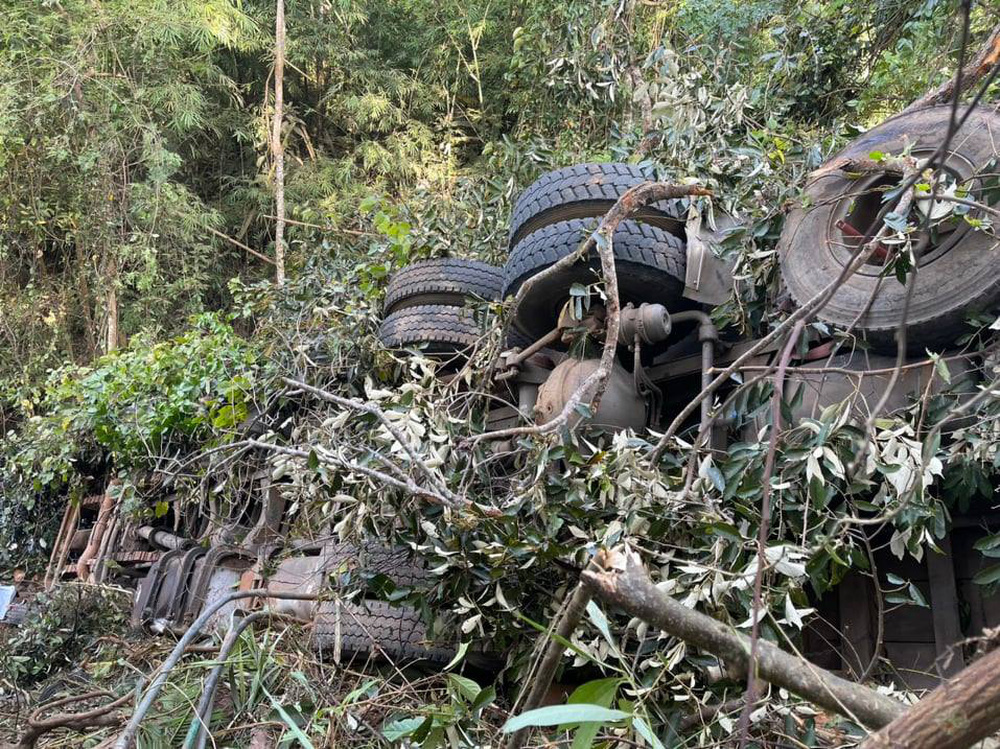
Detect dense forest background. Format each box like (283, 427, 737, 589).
(2, 1, 999, 746)
(1, 0, 979, 387)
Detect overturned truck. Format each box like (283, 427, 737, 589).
(11, 104, 1000, 696)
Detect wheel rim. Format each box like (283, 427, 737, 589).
(823, 147, 979, 277)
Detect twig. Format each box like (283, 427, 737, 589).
(736, 320, 804, 747)
(206, 227, 276, 266)
(282, 377, 460, 504)
(13, 691, 132, 749)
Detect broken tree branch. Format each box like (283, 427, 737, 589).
(11, 690, 132, 749)
(580, 547, 906, 729)
(903, 21, 1000, 113)
(503, 569, 595, 749)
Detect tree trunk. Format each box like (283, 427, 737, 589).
(271, 0, 286, 286)
(859, 644, 1000, 749)
(105, 282, 118, 353)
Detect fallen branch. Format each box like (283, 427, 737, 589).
(206, 226, 277, 267)
(580, 547, 906, 729)
(11, 690, 131, 749)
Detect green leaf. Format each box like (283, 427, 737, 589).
(974, 533, 1000, 552)
(565, 678, 623, 749)
(567, 677, 621, 707)
(933, 355, 951, 384)
(447, 673, 481, 703)
(973, 562, 1000, 586)
(633, 715, 667, 749)
(443, 641, 470, 671)
(909, 583, 928, 608)
(264, 687, 316, 748)
(471, 686, 497, 714)
(382, 716, 425, 742)
(502, 705, 629, 733)
(586, 601, 614, 646)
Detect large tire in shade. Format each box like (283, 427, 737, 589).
(378, 304, 483, 356)
(384, 258, 503, 315)
(509, 163, 687, 248)
(503, 219, 687, 340)
(778, 105, 1000, 353)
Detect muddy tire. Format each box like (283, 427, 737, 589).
(378, 304, 483, 356)
(384, 258, 503, 315)
(509, 163, 687, 248)
(778, 105, 1000, 353)
(503, 219, 687, 341)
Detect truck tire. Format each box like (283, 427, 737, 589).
(313, 599, 456, 663)
(384, 259, 503, 315)
(778, 105, 1000, 353)
(509, 163, 687, 248)
(378, 304, 483, 356)
(503, 219, 686, 341)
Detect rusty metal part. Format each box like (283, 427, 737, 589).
(557, 301, 605, 346)
(92, 512, 121, 584)
(535, 358, 647, 431)
(76, 491, 115, 581)
(498, 327, 562, 373)
(618, 303, 672, 346)
(108, 551, 160, 564)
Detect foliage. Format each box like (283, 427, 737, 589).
(0, 314, 259, 568)
(0, 584, 129, 688)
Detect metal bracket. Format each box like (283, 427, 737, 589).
(683, 204, 736, 306)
